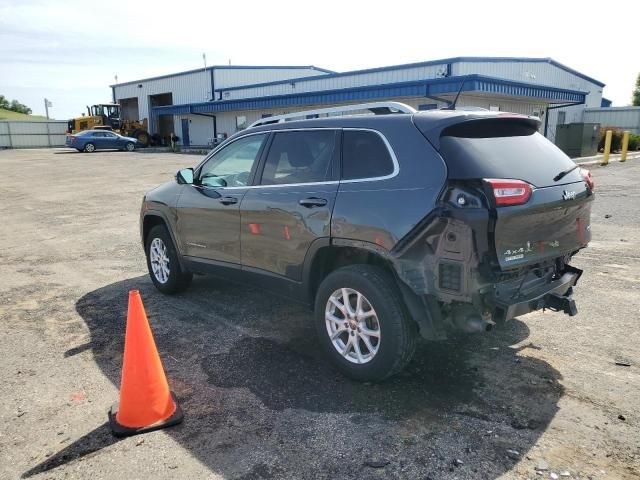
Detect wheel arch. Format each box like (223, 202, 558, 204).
(304, 238, 444, 340)
(142, 211, 188, 272)
(305, 238, 399, 302)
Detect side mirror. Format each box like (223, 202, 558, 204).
(176, 168, 194, 185)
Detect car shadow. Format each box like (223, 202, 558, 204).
(28, 275, 564, 479)
(53, 149, 129, 155)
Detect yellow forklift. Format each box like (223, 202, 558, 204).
(67, 103, 150, 146)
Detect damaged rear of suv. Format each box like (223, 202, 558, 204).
(141, 103, 593, 382)
(394, 112, 593, 345)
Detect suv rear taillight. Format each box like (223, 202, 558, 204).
(580, 168, 594, 190)
(484, 179, 532, 207)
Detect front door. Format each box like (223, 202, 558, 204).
(240, 129, 340, 281)
(181, 119, 190, 147)
(176, 133, 268, 264)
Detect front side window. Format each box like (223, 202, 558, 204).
(342, 130, 394, 180)
(260, 130, 336, 185)
(198, 133, 267, 188)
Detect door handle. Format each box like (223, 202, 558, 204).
(299, 197, 328, 208)
(219, 196, 238, 205)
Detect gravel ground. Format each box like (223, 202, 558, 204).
(0, 148, 638, 480)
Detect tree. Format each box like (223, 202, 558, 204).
(0, 95, 32, 114)
(633, 73, 640, 106)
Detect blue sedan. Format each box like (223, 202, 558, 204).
(66, 130, 138, 153)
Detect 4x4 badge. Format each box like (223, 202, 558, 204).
(562, 190, 576, 201)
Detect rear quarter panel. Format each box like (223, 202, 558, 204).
(332, 122, 447, 251)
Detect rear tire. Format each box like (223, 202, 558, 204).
(314, 264, 417, 382)
(83, 142, 95, 153)
(145, 225, 192, 294)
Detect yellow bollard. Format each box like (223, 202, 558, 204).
(602, 130, 612, 165)
(621, 131, 629, 162)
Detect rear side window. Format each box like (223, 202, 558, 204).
(260, 130, 336, 185)
(342, 130, 394, 180)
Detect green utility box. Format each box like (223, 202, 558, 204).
(555, 123, 600, 158)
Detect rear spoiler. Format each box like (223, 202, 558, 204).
(413, 111, 541, 150)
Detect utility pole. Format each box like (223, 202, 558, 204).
(44, 98, 52, 119)
(203, 53, 207, 69)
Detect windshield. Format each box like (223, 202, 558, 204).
(91, 105, 120, 117)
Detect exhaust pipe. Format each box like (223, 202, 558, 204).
(452, 307, 496, 333)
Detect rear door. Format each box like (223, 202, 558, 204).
(91, 131, 106, 148)
(239, 129, 340, 281)
(435, 118, 593, 269)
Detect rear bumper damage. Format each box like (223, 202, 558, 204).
(489, 264, 582, 322)
(391, 212, 587, 340)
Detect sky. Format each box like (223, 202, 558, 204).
(1, 0, 638, 119)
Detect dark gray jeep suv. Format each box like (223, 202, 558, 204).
(140, 102, 594, 381)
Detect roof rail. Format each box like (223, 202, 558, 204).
(248, 101, 417, 128)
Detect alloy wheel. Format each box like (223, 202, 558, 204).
(149, 237, 170, 284)
(325, 288, 381, 364)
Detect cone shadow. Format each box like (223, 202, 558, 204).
(22, 423, 120, 478)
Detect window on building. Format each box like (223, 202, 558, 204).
(342, 131, 394, 180)
(260, 130, 336, 185)
(489, 105, 500, 112)
(557, 111, 566, 125)
(236, 116, 248, 131)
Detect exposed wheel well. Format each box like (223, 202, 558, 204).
(307, 246, 397, 302)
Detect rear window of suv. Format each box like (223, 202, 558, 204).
(342, 130, 394, 180)
(438, 119, 581, 188)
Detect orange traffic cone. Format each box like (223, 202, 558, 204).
(108, 290, 183, 437)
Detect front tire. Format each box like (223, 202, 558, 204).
(125, 142, 135, 152)
(314, 265, 417, 382)
(83, 142, 95, 153)
(145, 225, 192, 294)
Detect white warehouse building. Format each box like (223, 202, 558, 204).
(110, 57, 605, 147)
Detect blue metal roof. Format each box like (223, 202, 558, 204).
(152, 75, 587, 116)
(217, 56, 605, 93)
(109, 65, 335, 88)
